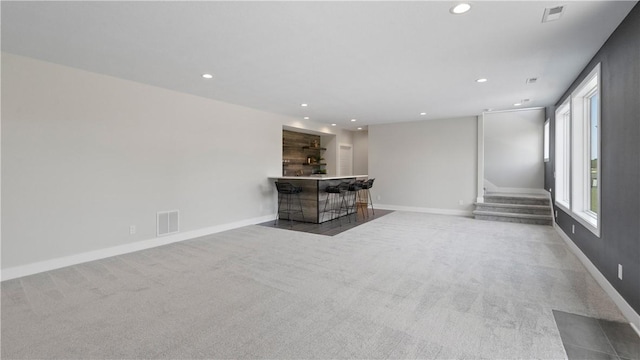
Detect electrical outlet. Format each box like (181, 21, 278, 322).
(618, 264, 623, 280)
(129, 225, 136, 235)
(571, 224, 575, 234)
(377, 195, 381, 201)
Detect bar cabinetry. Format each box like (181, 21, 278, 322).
(270, 175, 368, 223)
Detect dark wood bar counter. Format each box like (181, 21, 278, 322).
(270, 175, 368, 223)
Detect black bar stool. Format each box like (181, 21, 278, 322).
(356, 178, 375, 217)
(274, 182, 304, 226)
(346, 181, 363, 221)
(322, 182, 350, 224)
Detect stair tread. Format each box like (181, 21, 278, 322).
(484, 193, 549, 200)
(473, 210, 553, 219)
(474, 202, 550, 209)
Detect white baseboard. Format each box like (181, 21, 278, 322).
(376, 204, 473, 217)
(1, 214, 276, 281)
(554, 223, 640, 333)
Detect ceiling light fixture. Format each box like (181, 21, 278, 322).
(420, 112, 427, 116)
(357, 127, 363, 130)
(450, 3, 471, 14)
(202, 74, 213, 79)
(301, 103, 308, 107)
(476, 78, 488, 83)
(304, 117, 309, 120)
(513, 103, 522, 106)
(351, 119, 357, 122)
(331, 123, 337, 126)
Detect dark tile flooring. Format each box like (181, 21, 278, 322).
(554, 310, 640, 360)
(259, 208, 394, 236)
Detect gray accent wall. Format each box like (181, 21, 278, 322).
(545, 4, 640, 315)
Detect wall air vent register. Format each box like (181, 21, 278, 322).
(157, 210, 179, 236)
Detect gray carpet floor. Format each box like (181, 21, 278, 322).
(1, 212, 626, 359)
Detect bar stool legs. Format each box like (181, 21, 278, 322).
(274, 182, 304, 226)
(345, 182, 362, 222)
(356, 178, 375, 218)
(322, 182, 350, 225)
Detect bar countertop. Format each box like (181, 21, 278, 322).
(269, 175, 368, 181)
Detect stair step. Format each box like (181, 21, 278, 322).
(473, 210, 553, 226)
(483, 194, 550, 206)
(474, 202, 551, 215)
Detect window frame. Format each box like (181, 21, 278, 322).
(570, 64, 601, 235)
(555, 63, 601, 237)
(555, 100, 571, 211)
(544, 120, 550, 162)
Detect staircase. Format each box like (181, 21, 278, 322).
(474, 192, 553, 226)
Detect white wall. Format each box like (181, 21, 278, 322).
(353, 130, 368, 175)
(369, 117, 477, 214)
(483, 108, 545, 189)
(1, 53, 345, 271)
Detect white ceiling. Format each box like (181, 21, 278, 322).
(2, 1, 637, 130)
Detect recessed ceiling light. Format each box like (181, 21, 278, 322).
(476, 78, 488, 83)
(301, 103, 308, 107)
(304, 117, 309, 120)
(450, 3, 471, 14)
(420, 112, 427, 116)
(351, 119, 357, 122)
(357, 127, 363, 130)
(202, 74, 213, 79)
(514, 103, 522, 106)
(331, 123, 337, 126)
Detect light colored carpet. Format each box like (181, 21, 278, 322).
(1, 212, 625, 359)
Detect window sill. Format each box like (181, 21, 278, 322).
(556, 204, 600, 238)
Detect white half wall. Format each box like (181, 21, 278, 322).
(369, 117, 477, 213)
(484, 108, 545, 189)
(1, 53, 340, 271)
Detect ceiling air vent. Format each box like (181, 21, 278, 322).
(542, 5, 565, 23)
(526, 77, 538, 84)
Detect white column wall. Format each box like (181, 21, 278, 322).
(483, 108, 545, 190)
(369, 117, 478, 215)
(352, 130, 369, 176)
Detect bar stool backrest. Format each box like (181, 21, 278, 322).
(364, 178, 375, 189)
(275, 182, 302, 194)
(348, 181, 362, 191)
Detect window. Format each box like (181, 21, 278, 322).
(554, 63, 601, 236)
(555, 101, 571, 209)
(544, 120, 550, 162)
(587, 91, 599, 214)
